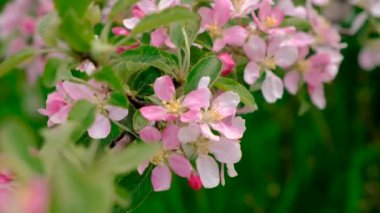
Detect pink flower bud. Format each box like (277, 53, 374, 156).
(132, 5, 145, 19)
(112, 27, 130, 36)
(188, 174, 202, 191)
(218, 53, 236, 76)
(22, 17, 36, 35)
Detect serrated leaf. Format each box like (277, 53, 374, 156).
(93, 66, 125, 92)
(108, 0, 139, 21)
(0, 48, 35, 78)
(184, 55, 222, 93)
(214, 77, 258, 112)
(131, 7, 198, 37)
(170, 20, 200, 48)
(131, 67, 161, 96)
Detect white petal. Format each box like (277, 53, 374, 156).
(178, 124, 201, 144)
(209, 137, 242, 164)
(196, 155, 220, 188)
(262, 71, 284, 103)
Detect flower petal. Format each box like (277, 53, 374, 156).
(196, 155, 220, 188)
(182, 88, 211, 110)
(87, 114, 111, 139)
(212, 91, 240, 118)
(223, 26, 248, 47)
(62, 81, 93, 101)
(106, 105, 128, 121)
(274, 46, 298, 68)
(140, 106, 168, 121)
(168, 154, 192, 178)
(151, 165, 172, 192)
(211, 116, 246, 140)
(178, 123, 201, 144)
(162, 124, 180, 150)
(200, 123, 220, 141)
(139, 126, 162, 143)
(153, 75, 175, 101)
(243, 36, 266, 61)
(262, 71, 283, 103)
(284, 71, 300, 95)
(209, 137, 242, 164)
(244, 61, 261, 85)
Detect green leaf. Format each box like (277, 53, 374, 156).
(54, 0, 92, 17)
(194, 31, 213, 50)
(131, 7, 198, 37)
(38, 12, 60, 46)
(184, 55, 222, 93)
(42, 58, 61, 87)
(169, 19, 200, 48)
(93, 66, 125, 92)
(108, 0, 139, 21)
(214, 77, 258, 111)
(68, 100, 97, 140)
(131, 67, 161, 96)
(59, 11, 93, 52)
(0, 48, 35, 78)
(109, 92, 130, 108)
(0, 120, 43, 177)
(119, 46, 175, 74)
(101, 142, 159, 174)
(133, 111, 148, 132)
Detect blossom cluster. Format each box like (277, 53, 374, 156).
(0, 0, 53, 82)
(33, 0, 345, 192)
(349, 0, 380, 71)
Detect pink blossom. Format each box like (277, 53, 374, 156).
(199, 0, 248, 51)
(253, 0, 285, 32)
(278, 0, 307, 19)
(150, 28, 176, 48)
(243, 35, 298, 102)
(39, 82, 73, 127)
(112, 27, 130, 36)
(178, 124, 242, 188)
(231, 0, 259, 17)
(140, 75, 211, 122)
(218, 52, 236, 76)
(62, 81, 129, 139)
(359, 40, 380, 71)
(139, 125, 193, 191)
(123, 0, 179, 30)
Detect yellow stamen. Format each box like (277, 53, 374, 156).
(163, 99, 183, 114)
(263, 16, 278, 28)
(296, 60, 311, 73)
(261, 57, 277, 70)
(208, 24, 221, 37)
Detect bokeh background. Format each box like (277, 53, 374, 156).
(1, 1, 380, 213)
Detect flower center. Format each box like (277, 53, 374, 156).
(261, 57, 277, 70)
(296, 60, 311, 73)
(232, 0, 244, 12)
(263, 16, 278, 28)
(163, 99, 183, 114)
(195, 139, 210, 156)
(151, 150, 167, 165)
(208, 24, 221, 37)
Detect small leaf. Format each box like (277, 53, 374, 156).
(133, 111, 148, 132)
(170, 20, 200, 48)
(38, 12, 60, 46)
(282, 17, 312, 31)
(194, 31, 213, 50)
(108, 0, 139, 21)
(68, 100, 97, 140)
(109, 92, 130, 108)
(54, 0, 92, 17)
(59, 11, 93, 52)
(102, 142, 159, 174)
(131, 67, 161, 97)
(0, 120, 43, 177)
(42, 58, 61, 87)
(214, 77, 258, 111)
(93, 66, 125, 92)
(131, 7, 198, 37)
(184, 55, 222, 93)
(0, 48, 35, 78)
